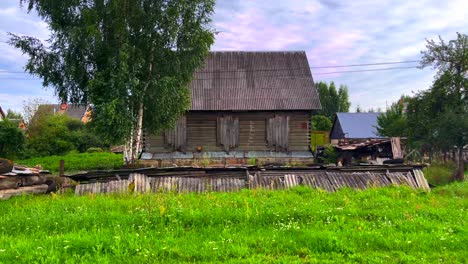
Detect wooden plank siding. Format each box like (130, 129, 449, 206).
(144, 111, 311, 154)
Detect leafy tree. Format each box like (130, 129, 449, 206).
(10, 0, 215, 164)
(6, 110, 23, 120)
(338, 85, 351, 113)
(377, 95, 411, 137)
(0, 120, 26, 159)
(316, 81, 351, 120)
(416, 33, 468, 181)
(311, 115, 332, 131)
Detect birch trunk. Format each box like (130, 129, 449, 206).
(133, 101, 144, 163)
(130, 52, 153, 164)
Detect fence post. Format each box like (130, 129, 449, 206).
(59, 160, 65, 177)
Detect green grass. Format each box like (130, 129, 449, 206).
(424, 161, 468, 186)
(16, 152, 123, 173)
(0, 183, 467, 263)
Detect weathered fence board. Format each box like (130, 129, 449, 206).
(73, 167, 430, 195)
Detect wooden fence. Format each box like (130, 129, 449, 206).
(74, 166, 430, 195)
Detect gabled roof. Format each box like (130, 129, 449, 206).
(38, 104, 88, 121)
(330, 112, 383, 139)
(189, 51, 321, 111)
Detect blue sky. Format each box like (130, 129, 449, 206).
(1, 0, 467, 113)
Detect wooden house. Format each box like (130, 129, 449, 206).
(143, 51, 321, 166)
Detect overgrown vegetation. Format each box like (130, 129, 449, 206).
(16, 152, 123, 173)
(0, 183, 466, 263)
(311, 115, 332, 131)
(0, 119, 26, 160)
(424, 161, 468, 187)
(25, 112, 110, 157)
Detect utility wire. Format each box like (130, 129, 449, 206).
(313, 66, 419, 75)
(0, 65, 420, 75)
(310, 61, 420, 68)
(0, 66, 420, 81)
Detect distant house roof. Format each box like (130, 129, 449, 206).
(189, 51, 321, 111)
(330, 112, 383, 139)
(38, 104, 88, 121)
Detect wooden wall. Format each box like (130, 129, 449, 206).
(144, 111, 311, 153)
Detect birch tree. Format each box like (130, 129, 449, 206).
(9, 0, 215, 164)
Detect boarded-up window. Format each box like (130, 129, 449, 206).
(217, 115, 239, 152)
(164, 116, 187, 151)
(267, 115, 289, 151)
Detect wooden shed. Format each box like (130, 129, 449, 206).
(143, 51, 321, 166)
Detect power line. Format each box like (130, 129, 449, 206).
(310, 60, 420, 68)
(0, 64, 420, 75)
(313, 66, 419, 75)
(0, 66, 419, 81)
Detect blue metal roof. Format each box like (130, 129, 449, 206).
(334, 112, 383, 139)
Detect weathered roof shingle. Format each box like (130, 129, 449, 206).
(189, 51, 321, 111)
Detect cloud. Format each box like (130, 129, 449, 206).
(1, 0, 468, 113)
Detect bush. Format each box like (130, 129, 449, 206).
(311, 115, 332, 131)
(26, 113, 110, 157)
(322, 144, 338, 164)
(0, 119, 26, 159)
(16, 152, 123, 173)
(423, 161, 465, 186)
(86, 147, 103, 153)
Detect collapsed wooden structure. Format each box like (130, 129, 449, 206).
(71, 165, 430, 195)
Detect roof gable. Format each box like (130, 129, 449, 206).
(38, 104, 88, 121)
(331, 112, 383, 139)
(189, 51, 321, 111)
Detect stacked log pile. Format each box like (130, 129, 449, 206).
(0, 158, 53, 200)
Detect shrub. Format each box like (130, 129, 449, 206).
(322, 144, 338, 164)
(26, 113, 110, 157)
(86, 147, 104, 153)
(423, 161, 457, 186)
(0, 119, 26, 159)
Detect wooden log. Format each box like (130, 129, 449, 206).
(0, 177, 21, 190)
(0, 184, 49, 200)
(0, 158, 13, 174)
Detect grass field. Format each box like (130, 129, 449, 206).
(16, 152, 123, 174)
(0, 183, 467, 263)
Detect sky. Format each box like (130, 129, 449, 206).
(1, 0, 467, 114)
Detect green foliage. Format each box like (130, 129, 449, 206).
(86, 147, 103, 153)
(415, 33, 468, 180)
(311, 115, 332, 131)
(0, 183, 467, 262)
(377, 95, 411, 137)
(5, 109, 23, 120)
(10, 0, 215, 145)
(322, 144, 338, 164)
(423, 162, 456, 187)
(26, 113, 109, 157)
(316, 82, 351, 120)
(17, 152, 123, 173)
(0, 119, 26, 159)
